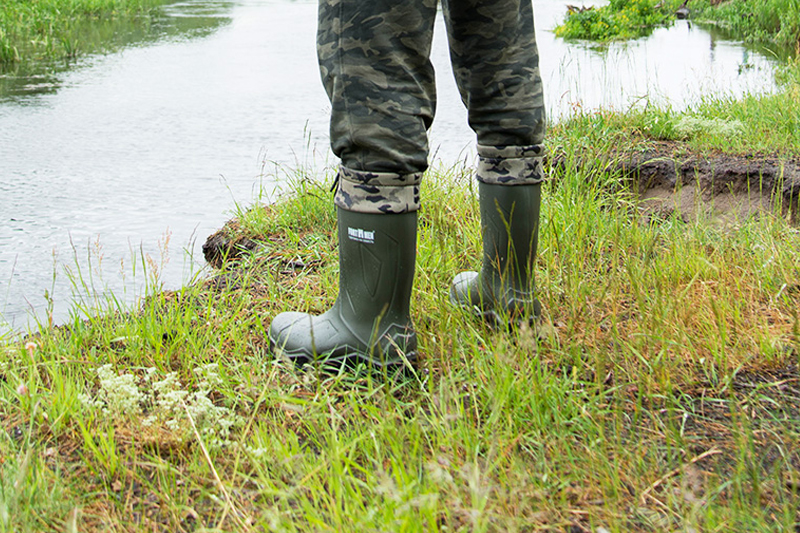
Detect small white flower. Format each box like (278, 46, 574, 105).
(95, 364, 143, 416)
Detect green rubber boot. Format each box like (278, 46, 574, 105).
(450, 181, 542, 323)
(268, 208, 417, 370)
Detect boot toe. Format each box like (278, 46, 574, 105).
(450, 272, 542, 323)
(450, 271, 480, 307)
(268, 311, 353, 362)
(268, 312, 315, 360)
(268, 311, 307, 338)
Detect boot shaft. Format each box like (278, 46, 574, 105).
(336, 208, 417, 330)
(267, 207, 418, 369)
(478, 181, 541, 291)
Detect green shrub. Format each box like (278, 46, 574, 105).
(555, 0, 680, 41)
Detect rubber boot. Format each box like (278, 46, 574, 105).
(268, 208, 417, 371)
(450, 181, 542, 324)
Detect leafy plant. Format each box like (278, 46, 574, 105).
(555, 0, 681, 41)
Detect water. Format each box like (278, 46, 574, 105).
(0, 0, 785, 334)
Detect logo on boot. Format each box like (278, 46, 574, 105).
(347, 227, 375, 244)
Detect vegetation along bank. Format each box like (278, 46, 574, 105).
(0, 0, 167, 64)
(2, 0, 800, 530)
(556, 0, 800, 51)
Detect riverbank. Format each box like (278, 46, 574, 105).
(692, 0, 800, 52)
(3, 65, 800, 529)
(0, 0, 167, 64)
(556, 0, 800, 51)
(3, 1, 800, 528)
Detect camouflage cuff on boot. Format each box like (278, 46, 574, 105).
(476, 144, 545, 185)
(334, 167, 422, 214)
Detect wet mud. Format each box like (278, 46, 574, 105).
(202, 219, 260, 269)
(566, 143, 800, 225)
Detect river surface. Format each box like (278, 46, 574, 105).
(0, 0, 784, 335)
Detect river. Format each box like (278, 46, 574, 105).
(0, 0, 783, 335)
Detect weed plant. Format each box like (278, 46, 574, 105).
(555, 0, 682, 42)
(0, 0, 165, 64)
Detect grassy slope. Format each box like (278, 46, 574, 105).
(565, 68, 800, 157)
(2, 83, 800, 530)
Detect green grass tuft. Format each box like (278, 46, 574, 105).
(0, 0, 166, 64)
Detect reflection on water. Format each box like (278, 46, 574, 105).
(0, 1, 230, 100)
(0, 0, 791, 335)
(540, 17, 782, 117)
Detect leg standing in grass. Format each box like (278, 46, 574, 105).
(268, 0, 546, 369)
(445, 0, 546, 322)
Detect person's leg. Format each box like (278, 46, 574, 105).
(268, 0, 438, 370)
(443, 0, 546, 322)
(320, 0, 438, 175)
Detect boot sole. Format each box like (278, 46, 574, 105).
(268, 336, 417, 377)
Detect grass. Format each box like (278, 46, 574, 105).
(544, 57, 800, 158)
(555, 0, 800, 52)
(692, 0, 800, 53)
(2, 79, 800, 529)
(0, 0, 166, 64)
(555, 0, 682, 42)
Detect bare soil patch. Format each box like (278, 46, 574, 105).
(554, 142, 800, 225)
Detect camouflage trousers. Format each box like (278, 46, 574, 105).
(318, 0, 546, 214)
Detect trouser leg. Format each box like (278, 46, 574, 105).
(443, 0, 546, 186)
(444, 0, 546, 321)
(318, 0, 437, 174)
(442, 0, 546, 151)
(318, 0, 438, 211)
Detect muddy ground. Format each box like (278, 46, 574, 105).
(577, 143, 800, 226)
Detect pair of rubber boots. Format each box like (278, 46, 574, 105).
(267, 181, 541, 372)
